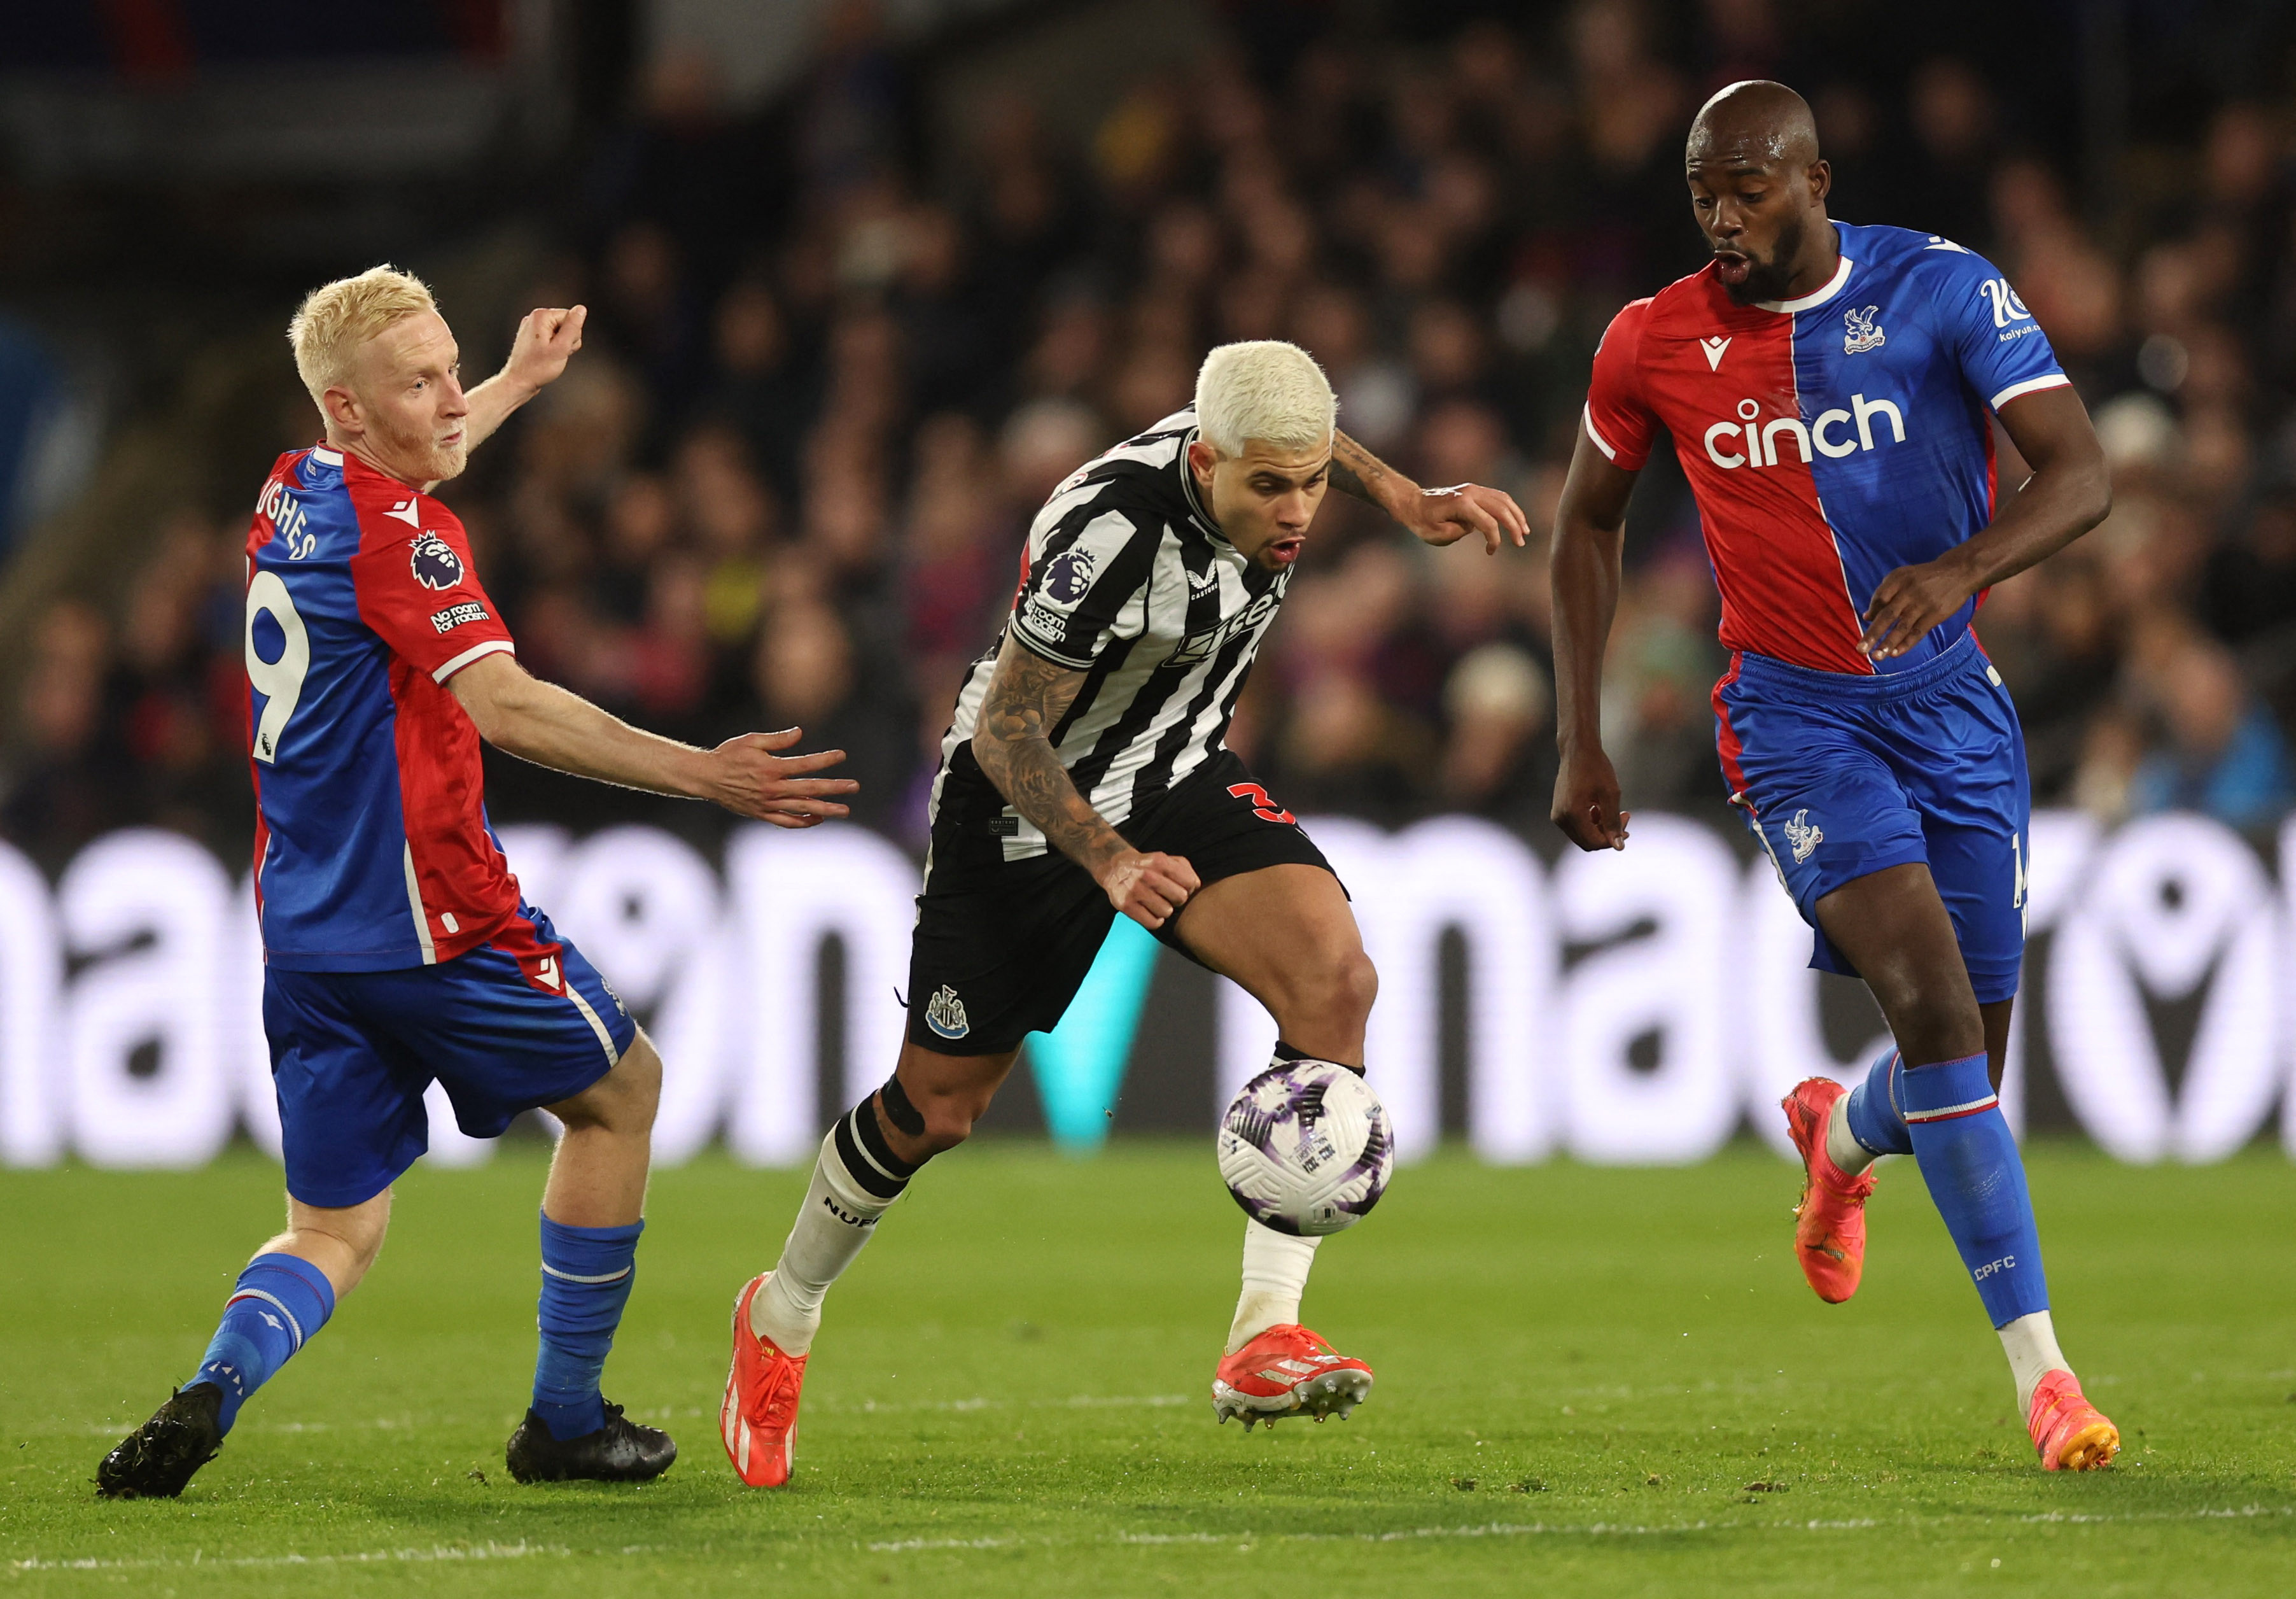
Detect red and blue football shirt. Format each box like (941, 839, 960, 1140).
(244, 446, 521, 971)
(1583, 222, 2070, 675)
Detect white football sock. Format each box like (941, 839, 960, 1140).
(1224, 1221, 1321, 1354)
(1999, 1310, 2070, 1416)
(750, 1124, 905, 1356)
(1824, 1092, 1880, 1178)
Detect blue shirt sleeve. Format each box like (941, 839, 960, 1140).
(1925, 244, 2070, 412)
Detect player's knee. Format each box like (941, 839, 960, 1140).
(613, 1034, 663, 1129)
(1880, 978, 1982, 1064)
(1309, 947, 1377, 1029)
(345, 1222, 387, 1278)
(283, 1193, 389, 1287)
(554, 1034, 660, 1136)
(314, 1216, 386, 1281)
(912, 1091, 981, 1157)
(1338, 948, 1378, 1022)
(879, 1071, 986, 1157)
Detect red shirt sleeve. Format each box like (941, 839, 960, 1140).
(349, 505, 517, 682)
(1582, 297, 1658, 471)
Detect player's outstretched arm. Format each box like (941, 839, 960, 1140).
(447, 652, 855, 827)
(1858, 384, 2111, 660)
(456, 306, 589, 463)
(970, 633, 1198, 929)
(1327, 430, 1530, 554)
(1548, 427, 1640, 852)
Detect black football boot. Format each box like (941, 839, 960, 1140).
(504, 1400, 676, 1484)
(95, 1384, 225, 1499)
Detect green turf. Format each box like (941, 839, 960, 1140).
(3, 1140, 2293, 1596)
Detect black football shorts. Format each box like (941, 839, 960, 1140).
(904, 747, 1338, 1055)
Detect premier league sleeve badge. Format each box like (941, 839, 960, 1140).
(409, 533, 465, 591)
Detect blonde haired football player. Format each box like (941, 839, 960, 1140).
(720, 342, 1529, 1486)
(1193, 338, 1339, 456)
(98, 267, 856, 1498)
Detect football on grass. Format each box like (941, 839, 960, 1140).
(1217, 1059, 1393, 1236)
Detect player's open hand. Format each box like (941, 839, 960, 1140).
(1551, 747, 1632, 852)
(503, 306, 587, 397)
(1859, 557, 1975, 660)
(1099, 849, 1200, 930)
(1404, 483, 1532, 555)
(704, 728, 858, 828)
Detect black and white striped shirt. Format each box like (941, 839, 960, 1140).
(931, 410, 1290, 861)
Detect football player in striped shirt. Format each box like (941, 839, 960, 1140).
(722, 341, 1529, 1486)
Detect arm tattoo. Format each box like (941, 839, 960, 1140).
(972, 635, 1129, 873)
(1328, 430, 1393, 507)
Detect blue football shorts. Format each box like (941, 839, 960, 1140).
(1713, 631, 2030, 1005)
(262, 901, 637, 1208)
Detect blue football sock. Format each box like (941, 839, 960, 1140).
(1844, 1048, 1912, 1157)
(186, 1253, 337, 1435)
(533, 1213, 643, 1441)
(1901, 1052, 2050, 1328)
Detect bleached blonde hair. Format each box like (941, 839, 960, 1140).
(287, 265, 438, 404)
(1193, 340, 1336, 458)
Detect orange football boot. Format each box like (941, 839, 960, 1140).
(722, 1273, 809, 1487)
(1212, 1323, 1373, 1431)
(2027, 1370, 2119, 1471)
(1782, 1077, 1877, 1304)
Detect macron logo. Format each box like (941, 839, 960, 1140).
(385, 498, 421, 527)
(535, 956, 561, 991)
(1700, 335, 1731, 370)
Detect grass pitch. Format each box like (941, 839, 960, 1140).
(4, 1139, 2293, 1596)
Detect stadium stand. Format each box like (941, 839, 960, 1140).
(3, 0, 2293, 873)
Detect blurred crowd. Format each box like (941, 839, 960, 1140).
(6, 0, 2295, 871)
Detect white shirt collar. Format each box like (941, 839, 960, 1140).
(1175, 426, 1226, 543)
(1756, 253, 1854, 314)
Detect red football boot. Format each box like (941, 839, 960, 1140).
(1781, 1077, 1877, 1304)
(2027, 1370, 2119, 1471)
(721, 1273, 809, 1487)
(1212, 1323, 1373, 1431)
